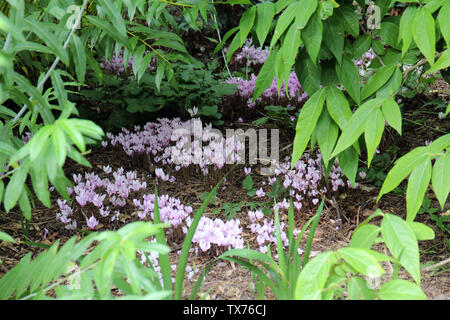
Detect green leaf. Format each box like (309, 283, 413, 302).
(336, 55, 361, 105)
(408, 222, 435, 241)
(350, 224, 380, 249)
(14, 41, 53, 55)
(426, 49, 450, 74)
(438, 2, 450, 46)
(352, 35, 372, 59)
(331, 98, 384, 158)
(225, 30, 242, 62)
(399, 6, 418, 57)
(295, 47, 321, 96)
(214, 26, 238, 54)
(18, 188, 31, 220)
(335, 5, 359, 38)
(255, 2, 275, 47)
(364, 108, 385, 167)
(326, 87, 353, 130)
(432, 153, 450, 209)
(378, 147, 428, 201)
(413, 7, 436, 65)
(86, 16, 131, 51)
(295, 251, 337, 300)
(70, 35, 86, 84)
(97, 0, 127, 36)
(239, 6, 256, 45)
(253, 48, 278, 100)
(280, 23, 302, 89)
(30, 163, 50, 208)
(381, 214, 420, 284)
(153, 39, 188, 54)
(323, 16, 344, 64)
(0, 230, 14, 243)
(52, 125, 67, 167)
(291, 88, 326, 167)
(242, 174, 253, 191)
(348, 277, 376, 300)
(378, 279, 427, 300)
(315, 108, 338, 166)
(58, 119, 86, 153)
(269, 2, 298, 49)
(337, 147, 359, 186)
(406, 158, 432, 221)
(361, 64, 396, 101)
(24, 19, 68, 65)
(338, 247, 384, 277)
(294, 0, 317, 29)
(302, 11, 322, 63)
(4, 159, 31, 212)
(376, 67, 402, 99)
(50, 70, 68, 108)
(382, 97, 402, 135)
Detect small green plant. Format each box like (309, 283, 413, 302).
(418, 196, 439, 215)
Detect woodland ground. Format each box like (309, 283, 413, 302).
(0, 89, 449, 300)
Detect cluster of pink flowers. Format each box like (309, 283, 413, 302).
(104, 119, 246, 176)
(56, 166, 148, 230)
(99, 49, 156, 76)
(354, 48, 377, 77)
(183, 216, 244, 254)
(234, 40, 270, 67)
(225, 72, 308, 108)
(132, 193, 192, 227)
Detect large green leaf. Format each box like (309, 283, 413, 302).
(331, 98, 384, 158)
(336, 55, 361, 105)
(70, 34, 86, 84)
(426, 49, 450, 74)
(291, 88, 326, 167)
(381, 214, 420, 284)
(378, 147, 428, 201)
(315, 108, 338, 166)
(326, 87, 353, 129)
(295, 48, 321, 96)
(337, 248, 384, 277)
(294, 0, 317, 29)
(408, 222, 435, 241)
(361, 64, 396, 101)
(295, 251, 337, 300)
(406, 159, 432, 221)
(432, 153, 450, 209)
(348, 277, 376, 300)
(399, 6, 418, 56)
(382, 97, 402, 135)
(350, 224, 380, 249)
(239, 5, 256, 45)
(337, 146, 359, 187)
(301, 11, 322, 64)
(253, 48, 278, 100)
(364, 108, 385, 167)
(323, 16, 344, 64)
(4, 159, 31, 212)
(255, 2, 275, 47)
(413, 7, 436, 65)
(269, 2, 298, 48)
(438, 2, 450, 46)
(378, 279, 427, 300)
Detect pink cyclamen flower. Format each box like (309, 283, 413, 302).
(244, 167, 251, 175)
(101, 141, 108, 148)
(86, 216, 98, 229)
(256, 188, 265, 198)
(359, 171, 366, 180)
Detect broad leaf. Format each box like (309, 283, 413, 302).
(406, 158, 432, 221)
(382, 97, 402, 135)
(413, 7, 436, 65)
(255, 2, 275, 47)
(361, 64, 396, 101)
(381, 214, 420, 284)
(336, 55, 361, 105)
(291, 88, 327, 167)
(431, 153, 450, 209)
(364, 107, 385, 167)
(378, 279, 427, 300)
